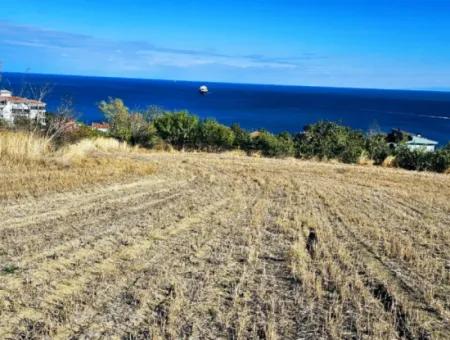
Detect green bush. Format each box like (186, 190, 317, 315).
(430, 151, 450, 173)
(129, 113, 155, 147)
(153, 111, 199, 149)
(230, 123, 252, 151)
(98, 98, 159, 146)
(66, 124, 105, 142)
(0, 118, 7, 128)
(443, 142, 450, 152)
(395, 146, 449, 173)
(296, 121, 365, 163)
(276, 131, 296, 156)
(253, 131, 295, 157)
(395, 146, 422, 170)
(365, 133, 391, 165)
(197, 119, 235, 151)
(8, 116, 44, 132)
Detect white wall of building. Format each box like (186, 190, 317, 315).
(407, 144, 436, 152)
(0, 91, 46, 124)
(0, 102, 13, 121)
(0, 90, 12, 97)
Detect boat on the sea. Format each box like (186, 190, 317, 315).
(199, 85, 208, 95)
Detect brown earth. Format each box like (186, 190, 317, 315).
(1, 152, 449, 339)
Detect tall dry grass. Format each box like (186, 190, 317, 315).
(0, 131, 155, 199)
(0, 131, 51, 163)
(0, 131, 138, 165)
(57, 137, 135, 164)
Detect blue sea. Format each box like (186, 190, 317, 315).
(2, 72, 450, 145)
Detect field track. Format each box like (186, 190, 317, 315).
(1, 152, 449, 339)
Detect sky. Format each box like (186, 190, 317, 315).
(1, 0, 450, 89)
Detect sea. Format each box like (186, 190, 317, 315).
(2, 72, 449, 145)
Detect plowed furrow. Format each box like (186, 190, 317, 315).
(320, 186, 450, 313)
(0, 182, 191, 262)
(0, 178, 169, 228)
(61, 194, 250, 339)
(313, 188, 450, 338)
(0, 194, 232, 338)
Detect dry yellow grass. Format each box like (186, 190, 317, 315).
(0, 131, 154, 199)
(382, 155, 397, 167)
(0, 141, 449, 339)
(0, 131, 52, 162)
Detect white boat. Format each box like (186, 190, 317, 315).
(199, 85, 208, 95)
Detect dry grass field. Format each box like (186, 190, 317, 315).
(0, 132, 155, 200)
(0, 135, 449, 339)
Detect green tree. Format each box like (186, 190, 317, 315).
(430, 151, 449, 173)
(230, 123, 252, 150)
(197, 119, 235, 151)
(365, 133, 391, 165)
(386, 128, 411, 144)
(98, 98, 131, 142)
(296, 121, 365, 163)
(153, 111, 199, 149)
(129, 113, 155, 146)
(443, 142, 450, 152)
(276, 131, 296, 156)
(394, 146, 418, 170)
(253, 131, 295, 157)
(395, 146, 449, 173)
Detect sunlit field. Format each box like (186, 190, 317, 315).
(0, 136, 449, 339)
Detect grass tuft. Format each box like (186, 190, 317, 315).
(2, 264, 20, 275)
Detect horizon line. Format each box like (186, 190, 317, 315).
(2, 70, 450, 94)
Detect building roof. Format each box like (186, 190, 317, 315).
(406, 135, 438, 146)
(0, 96, 45, 105)
(0, 90, 45, 105)
(92, 122, 110, 129)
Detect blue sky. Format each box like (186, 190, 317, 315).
(1, 0, 449, 89)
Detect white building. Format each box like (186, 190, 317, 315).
(406, 135, 438, 152)
(0, 90, 46, 124)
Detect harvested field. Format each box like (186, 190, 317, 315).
(0, 151, 449, 339)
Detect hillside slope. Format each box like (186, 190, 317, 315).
(1, 152, 449, 339)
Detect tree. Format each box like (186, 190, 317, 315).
(386, 128, 411, 144)
(395, 146, 449, 173)
(365, 133, 391, 165)
(443, 142, 450, 152)
(197, 119, 235, 151)
(429, 151, 449, 173)
(98, 98, 131, 142)
(252, 131, 295, 157)
(142, 105, 165, 121)
(296, 121, 365, 163)
(230, 123, 252, 151)
(153, 111, 199, 149)
(129, 113, 154, 146)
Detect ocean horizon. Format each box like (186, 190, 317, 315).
(2, 72, 449, 145)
